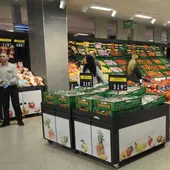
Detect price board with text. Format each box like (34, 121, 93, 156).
(80, 73, 93, 87)
(14, 39, 25, 47)
(0, 38, 12, 47)
(109, 75, 127, 91)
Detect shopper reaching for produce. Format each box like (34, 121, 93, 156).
(88, 51, 101, 70)
(78, 55, 108, 85)
(127, 54, 142, 83)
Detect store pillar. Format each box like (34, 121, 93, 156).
(116, 20, 129, 40)
(153, 27, 162, 43)
(11, 4, 22, 25)
(132, 23, 146, 41)
(167, 29, 170, 43)
(27, 0, 69, 91)
(94, 18, 108, 39)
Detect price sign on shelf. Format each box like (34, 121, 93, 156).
(109, 75, 127, 91)
(80, 73, 93, 87)
(14, 39, 25, 47)
(0, 38, 12, 47)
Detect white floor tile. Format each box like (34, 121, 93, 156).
(0, 116, 170, 170)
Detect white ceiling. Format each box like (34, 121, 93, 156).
(67, 0, 170, 25)
(0, 0, 168, 41)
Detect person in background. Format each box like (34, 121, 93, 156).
(78, 55, 108, 85)
(88, 51, 101, 70)
(127, 54, 142, 83)
(0, 52, 24, 127)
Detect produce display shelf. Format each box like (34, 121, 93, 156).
(9, 86, 43, 119)
(41, 102, 169, 168)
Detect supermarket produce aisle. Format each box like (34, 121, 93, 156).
(0, 116, 170, 170)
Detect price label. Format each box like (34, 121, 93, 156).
(109, 75, 127, 91)
(0, 38, 12, 47)
(80, 73, 93, 87)
(14, 39, 25, 48)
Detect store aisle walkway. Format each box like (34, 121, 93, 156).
(0, 117, 170, 170)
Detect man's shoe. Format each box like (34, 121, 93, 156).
(18, 121, 24, 126)
(0, 122, 10, 128)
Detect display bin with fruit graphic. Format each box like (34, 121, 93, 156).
(42, 103, 73, 149)
(10, 86, 43, 118)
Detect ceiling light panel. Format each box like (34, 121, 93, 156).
(135, 14, 152, 19)
(90, 6, 113, 11)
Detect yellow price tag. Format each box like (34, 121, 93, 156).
(14, 39, 25, 43)
(109, 77, 127, 82)
(80, 75, 92, 80)
(0, 38, 11, 42)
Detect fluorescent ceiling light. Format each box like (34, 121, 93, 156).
(90, 6, 113, 11)
(82, 5, 89, 13)
(76, 33, 89, 36)
(8, 29, 13, 32)
(135, 14, 152, 19)
(151, 18, 156, 24)
(149, 39, 153, 42)
(59, 0, 66, 9)
(111, 10, 117, 17)
(168, 21, 170, 24)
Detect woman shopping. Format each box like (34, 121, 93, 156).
(127, 54, 142, 83)
(78, 55, 108, 86)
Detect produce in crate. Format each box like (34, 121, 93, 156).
(110, 67, 123, 73)
(17, 62, 44, 86)
(153, 59, 161, 64)
(98, 61, 106, 66)
(69, 62, 80, 82)
(116, 59, 127, 65)
(101, 66, 111, 73)
(104, 60, 117, 66)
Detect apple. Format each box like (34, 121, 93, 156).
(28, 102, 35, 109)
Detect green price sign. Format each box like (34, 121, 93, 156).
(123, 20, 134, 29)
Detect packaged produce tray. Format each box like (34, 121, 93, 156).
(119, 86, 146, 97)
(142, 94, 166, 109)
(94, 96, 142, 116)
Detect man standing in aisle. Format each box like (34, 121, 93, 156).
(0, 52, 24, 127)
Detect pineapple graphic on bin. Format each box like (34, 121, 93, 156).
(96, 130, 108, 161)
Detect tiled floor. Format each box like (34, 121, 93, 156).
(0, 116, 170, 170)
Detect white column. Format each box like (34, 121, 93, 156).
(27, 0, 69, 91)
(153, 27, 162, 42)
(94, 18, 108, 39)
(116, 20, 129, 40)
(167, 29, 170, 43)
(132, 23, 146, 41)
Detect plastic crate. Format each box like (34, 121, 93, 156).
(142, 94, 166, 109)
